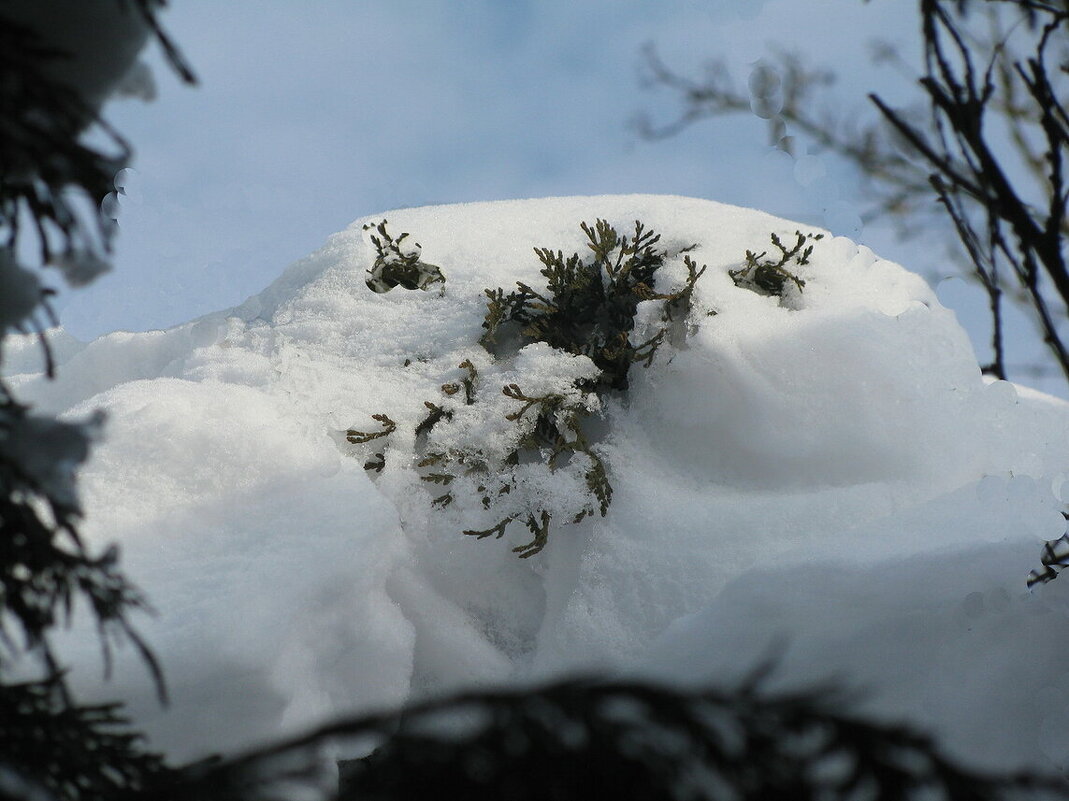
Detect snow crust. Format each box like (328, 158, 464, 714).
(12, 194, 1069, 770)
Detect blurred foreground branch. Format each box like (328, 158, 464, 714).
(156, 677, 1069, 801)
(0, 2, 194, 798)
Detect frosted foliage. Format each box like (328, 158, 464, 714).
(412, 344, 599, 464)
(27, 195, 1069, 771)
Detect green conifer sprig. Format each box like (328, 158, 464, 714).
(464, 511, 554, 558)
(1027, 517, 1069, 588)
(475, 380, 609, 556)
(349, 219, 707, 558)
(363, 220, 446, 293)
(513, 511, 552, 558)
(463, 516, 514, 542)
(346, 414, 396, 444)
(440, 359, 477, 405)
(414, 402, 452, 439)
(502, 383, 565, 423)
(584, 453, 612, 517)
(501, 383, 591, 467)
(418, 449, 495, 512)
(730, 230, 822, 298)
(663, 255, 708, 321)
(481, 219, 706, 391)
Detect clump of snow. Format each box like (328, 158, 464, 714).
(16, 195, 1069, 770)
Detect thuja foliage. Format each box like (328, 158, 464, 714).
(465, 219, 706, 553)
(730, 230, 821, 299)
(481, 219, 705, 391)
(352, 219, 706, 557)
(158, 676, 1069, 801)
(349, 354, 608, 558)
(352, 220, 826, 557)
(362, 221, 445, 293)
(456, 378, 610, 559)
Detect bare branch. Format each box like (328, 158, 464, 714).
(634, 0, 1069, 388)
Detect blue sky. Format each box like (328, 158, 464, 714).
(54, 0, 1058, 391)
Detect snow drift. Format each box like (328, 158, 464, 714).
(10, 195, 1069, 770)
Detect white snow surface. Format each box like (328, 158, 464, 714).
(11, 195, 1069, 769)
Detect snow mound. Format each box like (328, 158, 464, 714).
(17, 195, 1069, 769)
